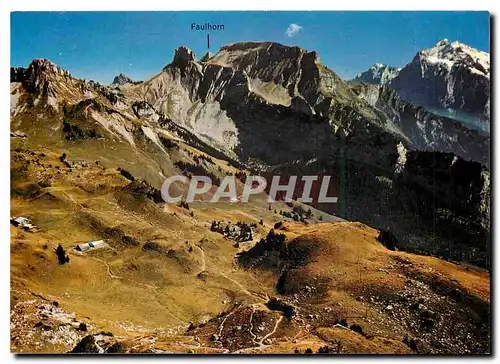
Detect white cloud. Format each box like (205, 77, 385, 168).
(285, 23, 303, 38)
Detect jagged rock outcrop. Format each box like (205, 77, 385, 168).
(11, 59, 72, 87)
(390, 39, 490, 119)
(10, 59, 75, 111)
(351, 63, 401, 85)
(112, 73, 134, 85)
(10, 67, 26, 83)
(137, 42, 401, 168)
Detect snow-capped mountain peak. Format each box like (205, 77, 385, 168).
(420, 39, 490, 77)
(390, 39, 490, 119)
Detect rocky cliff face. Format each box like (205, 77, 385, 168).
(132, 42, 487, 166)
(351, 63, 401, 85)
(391, 151, 490, 267)
(133, 42, 387, 166)
(10, 59, 81, 113)
(351, 83, 490, 165)
(390, 39, 490, 119)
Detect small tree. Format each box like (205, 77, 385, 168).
(54, 244, 70, 265)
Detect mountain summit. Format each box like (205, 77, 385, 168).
(390, 39, 490, 117)
(112, 73, 134, 85)
(420, 39, 489, 76)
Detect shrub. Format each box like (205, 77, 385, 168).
(126, 179, 162, 203)
(70, 335, 100, 353)
(62, 119, 101, 141)
(122, 235, 139, 246)
(159, 136, 180, 151)
(350, 323, 366, 336)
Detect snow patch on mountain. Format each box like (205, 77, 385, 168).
(352, 63, 401, 85)
(91, 111, 136, 147)
(10, 83, 22, 117)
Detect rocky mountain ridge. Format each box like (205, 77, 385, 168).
(390, 39, 490, 119)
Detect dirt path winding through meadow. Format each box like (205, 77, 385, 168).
(217, 309, 236, 338)
(258, 315, 283, 346)
(231, 310, 284, 354)
(92, 257, 123, 279)
(218, 271, 262, 300)
(195, 245, 264, 301)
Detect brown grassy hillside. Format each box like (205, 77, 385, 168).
(10, 146, 489, 354)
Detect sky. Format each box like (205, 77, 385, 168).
(11, 11, 490, 84)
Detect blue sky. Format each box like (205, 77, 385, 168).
(11, 11, 490, 84)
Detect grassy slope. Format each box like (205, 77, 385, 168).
(10, 147, 489, 353)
